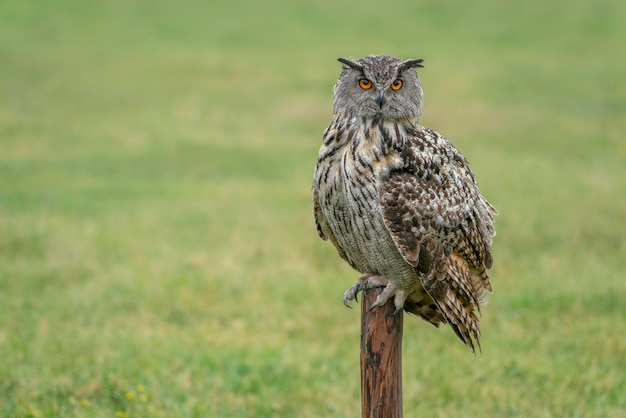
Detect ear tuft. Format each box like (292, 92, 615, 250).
(337, 58, 364, 71)
(398, 58, 424, 73)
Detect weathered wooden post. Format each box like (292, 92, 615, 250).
(360, 287, 403, 418)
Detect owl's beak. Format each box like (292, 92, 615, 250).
(376, 90, 386, 108)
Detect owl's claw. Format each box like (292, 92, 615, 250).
(367, 281, 407, 314)
(343, 280, 364, 308)
(343, 274, 380, 308)
(343, 274, 391, 309)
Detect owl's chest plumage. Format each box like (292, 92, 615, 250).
(314, 117, 414, 281)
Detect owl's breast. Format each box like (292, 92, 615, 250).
(314, 136, 409, 278)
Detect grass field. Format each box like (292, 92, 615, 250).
(1, 0, 625, 416)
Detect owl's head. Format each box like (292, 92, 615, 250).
(333, 55, 424, 122)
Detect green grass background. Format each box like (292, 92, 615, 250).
(1, 0, 625, 416)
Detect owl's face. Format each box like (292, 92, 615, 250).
(333, 55, 424, 122)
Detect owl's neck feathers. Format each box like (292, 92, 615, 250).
(319, 110, 417, 167)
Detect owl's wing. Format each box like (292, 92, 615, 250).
(380, 126, 496, 349)
(380, 126, 496, 271)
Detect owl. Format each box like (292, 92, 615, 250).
(312, 55, 497, 352)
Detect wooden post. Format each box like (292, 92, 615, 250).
(360, 287, 403, 418)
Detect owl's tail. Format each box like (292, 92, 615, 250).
(419, 252, 483, 353)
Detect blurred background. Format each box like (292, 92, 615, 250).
(1, 0, 624, 416)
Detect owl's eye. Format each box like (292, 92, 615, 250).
(391, 79, 403, 90)
(359, 79, 372, 90)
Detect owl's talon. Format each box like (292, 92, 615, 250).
(343, 280, 363, 308)
(368, 291, 391, 311)
(368, 298, 383, 311)
(366, 281, 408, 313)
(343, 274, 381, 308)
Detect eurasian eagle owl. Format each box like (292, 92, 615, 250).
(312, 55, 497, 351)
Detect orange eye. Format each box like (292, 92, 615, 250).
(359, 79, 372, 90)
(391, 79, 403, 90)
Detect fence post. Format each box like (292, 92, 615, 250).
(360, 287, 403, 418)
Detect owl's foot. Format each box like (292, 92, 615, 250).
(368, 281, 408, 315)
(343, 274, 389, 308)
